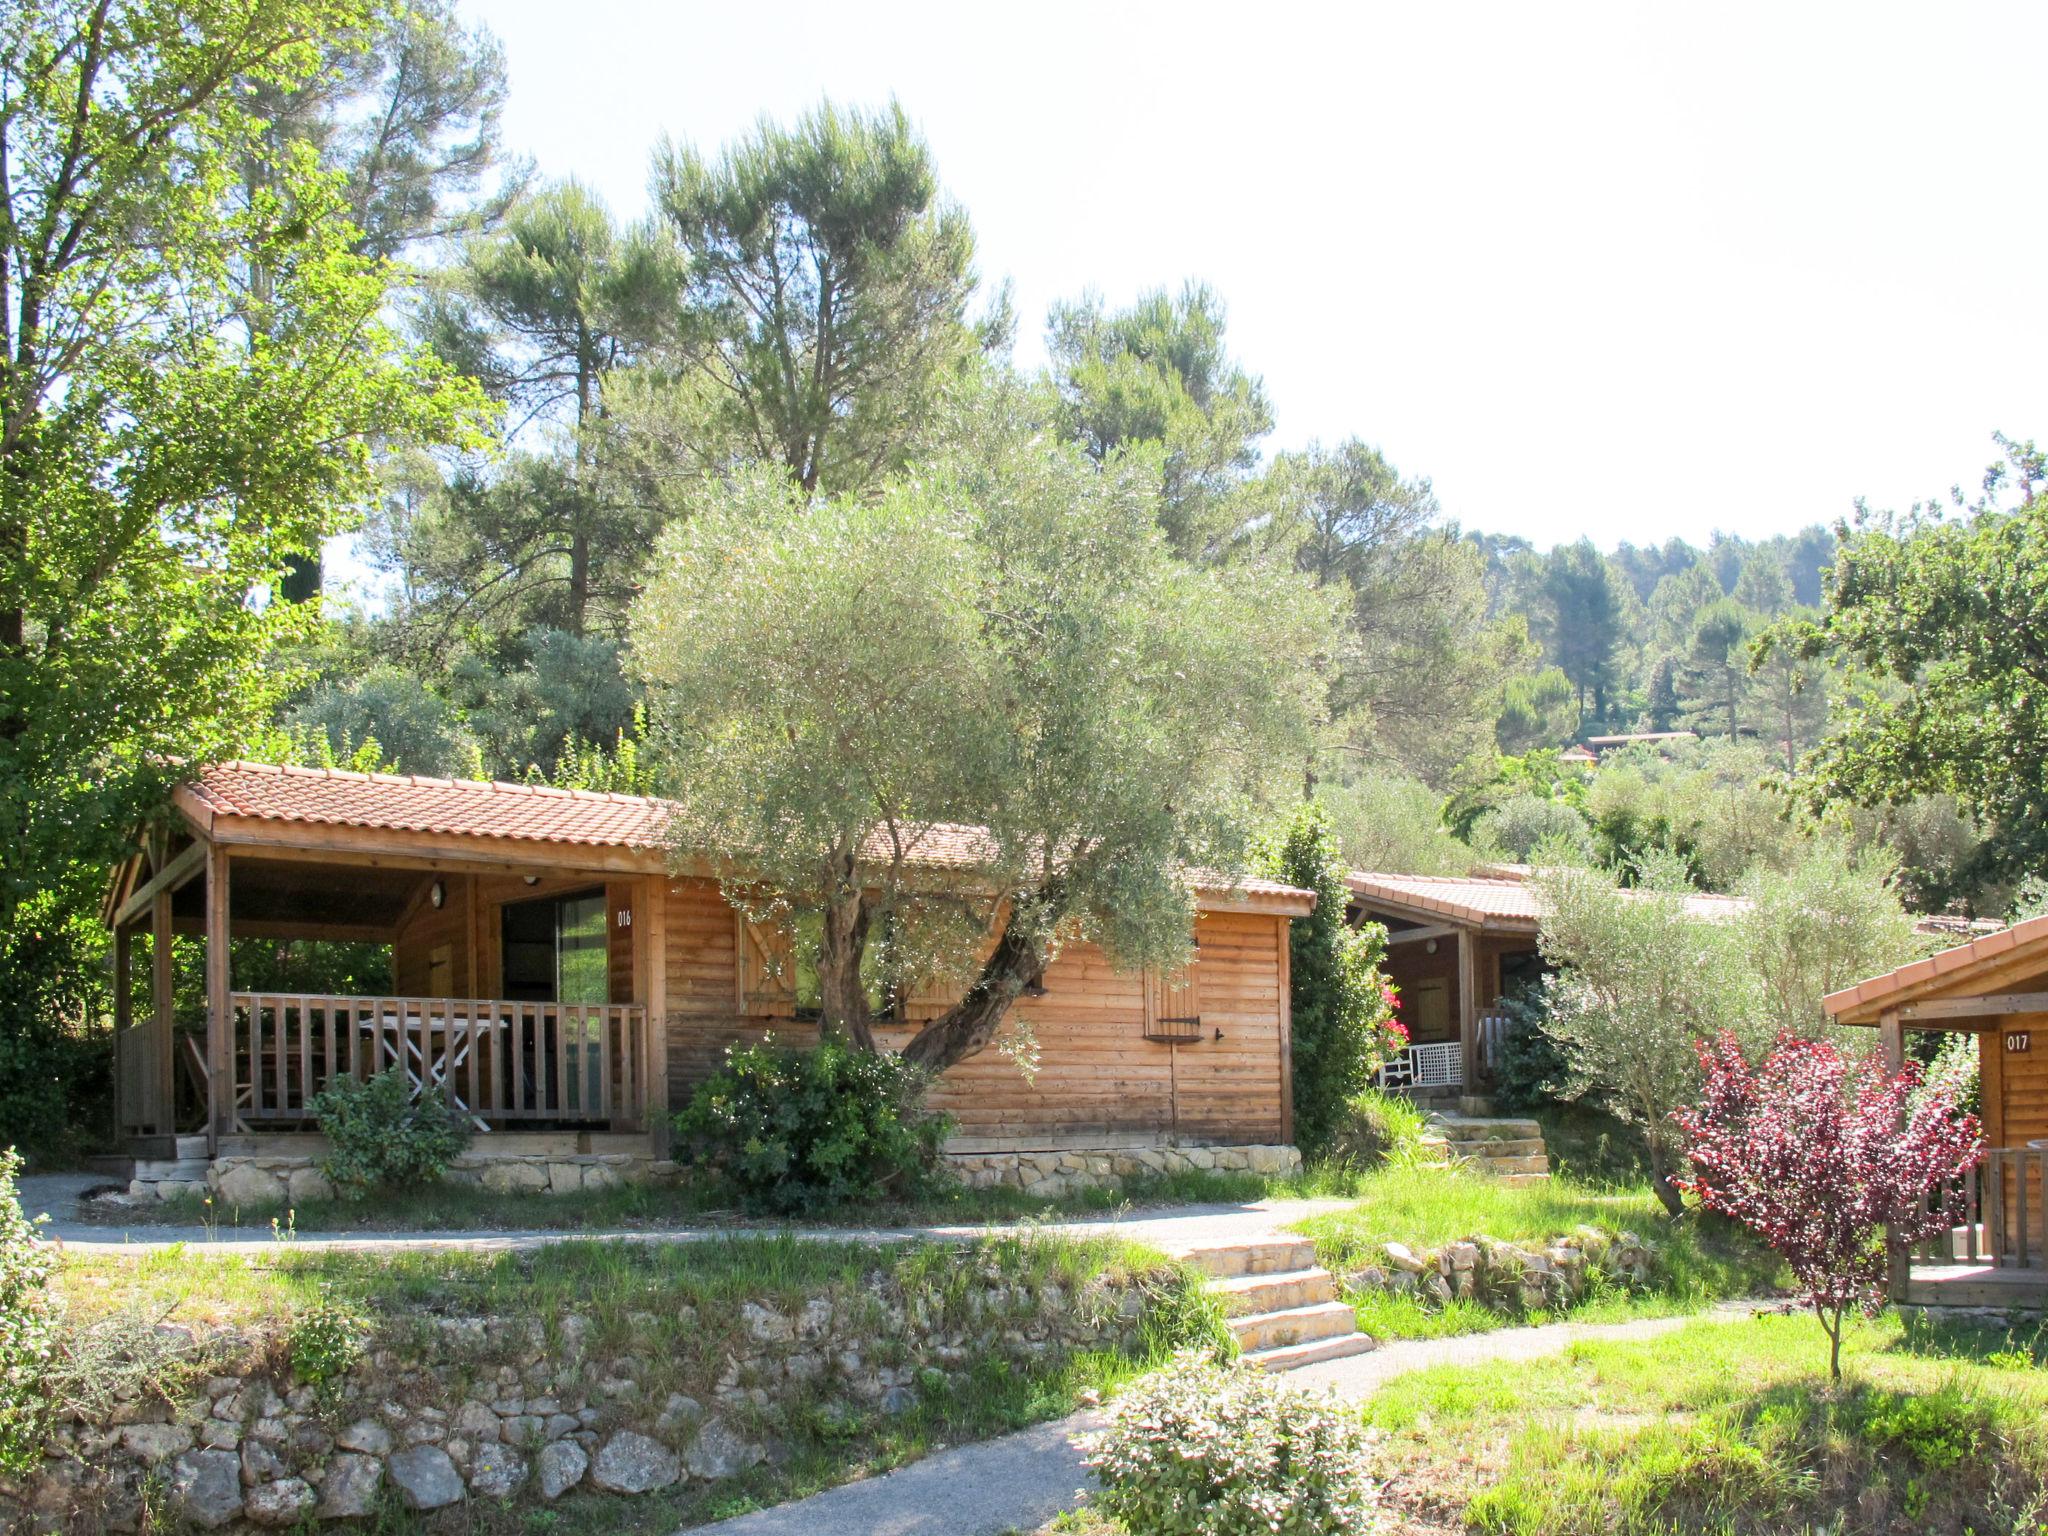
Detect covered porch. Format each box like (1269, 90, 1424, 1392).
(104, 794, 667, 1166)
(1825, 919, 2048, 1309)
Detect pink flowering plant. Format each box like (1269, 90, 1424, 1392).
(1673, 1032, 1983, 1380)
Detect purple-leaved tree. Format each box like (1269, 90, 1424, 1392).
(1673, 1032, 1983, 1381)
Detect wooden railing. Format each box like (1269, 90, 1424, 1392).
(226, 993, 645, 1134)
(1912, 1146, 2047, 1270)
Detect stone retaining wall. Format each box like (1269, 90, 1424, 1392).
(5, 1255, 1159, 1533)
(129, 1142, 1300, 1206)
(1343, 1226, 1654, 1313)
(944, 1143, 1300, 1199)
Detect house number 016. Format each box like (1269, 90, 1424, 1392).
(2008, 1032, 2033, 1053)
(616, 909, 631, 928)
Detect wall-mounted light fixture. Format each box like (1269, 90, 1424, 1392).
(522, 874, 540, 886)
(1424, 938, 1438, 954)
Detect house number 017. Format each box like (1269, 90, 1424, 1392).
(2008, 1032, 2033, 1053)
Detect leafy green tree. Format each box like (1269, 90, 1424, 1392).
(1643, 654, 1683, 731)
(0, 0, 477, 1145)
(288, 666, 476, 775)
(1749, 602, 1829, 770)
(1270, 439, 1524, 784)
(642, 99, 982, 500)
(1047, 281, 1272, 559)
(1732, 550, 1791, 617)
(634, 379, 1330, 1068)
(0, 0, 479, 924)
(1735, 842, 1917, 1039)
(1534, 855, 1756, 1214)
(407, 181, 681, 638)
(1680, 597, 1755, 739)
(1786, 443, 2048, 885)
(248, 0, 523, 265)
(1645, 561, 1727, 652)
(1316, 773, 1474, 877)
(1495, 666, 1578, 753)
(1538, 541, 1629, 726)
(1259, 803, 1397, 1156)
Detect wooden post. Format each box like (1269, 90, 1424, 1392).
(1880, 1007, 1910, 1300)
(112, 923, 132, 1144)
(151, 887, 175, 1139)
(205, 844, 231, 1157)
(1457, 927, 1480, 1094)
(639, 874, 671, 1153)
(1277, 915, 1294, 1147)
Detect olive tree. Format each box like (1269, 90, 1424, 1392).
(1534, 855, 1757, 1214)
(633, 379, 1332, 1070)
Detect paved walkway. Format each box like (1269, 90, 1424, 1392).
(689, 1306, 1759, 1536)
(17, 1173, 1349, 1258)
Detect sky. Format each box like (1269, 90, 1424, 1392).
(460, 0, 2048, 550)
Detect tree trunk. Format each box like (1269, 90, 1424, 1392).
(1646, 1135, 1685, 1217)
(899, 886, 1062, 1075)
(815, 876, 875, 1053)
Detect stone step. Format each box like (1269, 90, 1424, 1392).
(1170, 1237, 1317, 1280)
(131, 1159, 211, 1181)
(1434, 1118, 1544, 1142)
(1241, 1331, 1379, 1372)
(1476, 1154, 1551, 1177)
(1207, 1268, 1337, 1315)
(1495, 1171, 1552, 1185)
(1227, 1301, 1358, 1354)
(1460, 1138, 1549, 1160)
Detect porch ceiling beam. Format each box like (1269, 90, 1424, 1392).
(1897, 992, 2048, 1022)
(216, 833, 663, 879)
(170, 917, 396, 944)
(1384, 923, 1459, 946)
(112, 841, 207, 929)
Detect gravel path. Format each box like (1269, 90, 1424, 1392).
(19, 1173, 1349, 1259)
(688, 1305, 1760, 1536)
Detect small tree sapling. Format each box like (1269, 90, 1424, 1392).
(1674, 1032, 1983, 1381)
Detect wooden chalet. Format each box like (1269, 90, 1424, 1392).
(103, 762, 1311, 1181)
(1346, 868, 1748, 1098)
(1826, 920, 2048, 1307)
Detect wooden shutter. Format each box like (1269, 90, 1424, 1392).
(1142, 953, 1202, 1043)
(736, 912, 797, 1019)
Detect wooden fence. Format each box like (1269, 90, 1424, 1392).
(1913, 1145, 2047, 1270)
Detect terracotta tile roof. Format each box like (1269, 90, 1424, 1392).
(185, 760, 672, 848)
(1345, 869, 1750, 929)
(181, 762, 1308, 907)
(1824, 913, 2048, 1019)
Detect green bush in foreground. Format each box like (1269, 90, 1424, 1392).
(676, 1036, 953, 1214)
(0, 1148, 59, 1476)
(309, 1069, 471, 1200)
(1087, 1352, 1385, 1535)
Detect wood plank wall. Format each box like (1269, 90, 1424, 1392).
(393, 876, 472, 996)
(659, 877, 1289, 1144)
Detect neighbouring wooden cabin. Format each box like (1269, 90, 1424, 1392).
(1825, 919, 2048, 1307)
(102, 762, 1310, 1197)
(1346, 868, 1749, 1100)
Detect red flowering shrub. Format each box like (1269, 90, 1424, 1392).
(1674, 1032, 1983, 1379)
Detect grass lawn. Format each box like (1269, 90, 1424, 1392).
(1370, 1310, 2048, 1534)
(1292, 1166, 1785, 1341)
(89, 1164, 1362, 1235)
(52, 1231, 1225, 1534)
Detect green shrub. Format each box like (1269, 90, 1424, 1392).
(674, 1036, 952, 1214)
(1086, 1351, 1385, 1535)
(309, 1068, 470, 1200)
(1260, 803, 1402, 1158)
(0, 1148, 59, 1475)
(1323, 1087, 1431, 1171)
(1487, 987, 1569, 1114)
(288, 1298, 367, 1405)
